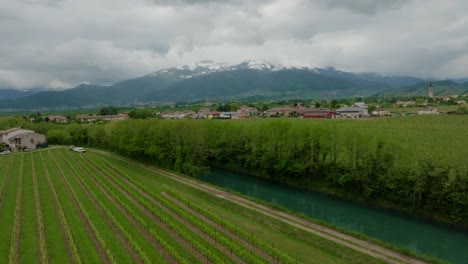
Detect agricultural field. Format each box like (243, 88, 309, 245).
(0, 147, 395, 264)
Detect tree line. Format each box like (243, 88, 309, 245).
(3, 116, 465, 224)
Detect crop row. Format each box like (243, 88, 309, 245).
(57, 150, 153, 264)
(50, 151, 118, 263)
(165, 189, 296, 263)
(82, 153, 230, 264)
(0, 156, 14, 210)
(97, 156, 280, 264)
(60, 149, 188, 264)
(39, 152, 82, 264)
(31, 156, 48, 264)
(96, 152, 295, 264)
(8, 155, 23, 264)
(86, 155, 220, 263)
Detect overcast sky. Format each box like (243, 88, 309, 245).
(1, 0, 468, 89)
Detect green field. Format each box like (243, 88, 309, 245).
(0, 148, 388, 264)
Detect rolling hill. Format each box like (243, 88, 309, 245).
(374, 80, 468, 97)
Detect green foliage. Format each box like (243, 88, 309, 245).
(29, 115, 468, 224)
(99, 106, 118, 116)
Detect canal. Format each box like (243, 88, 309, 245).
(197, 168, 468, 264)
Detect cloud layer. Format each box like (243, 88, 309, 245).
(1, 0, 468, 89)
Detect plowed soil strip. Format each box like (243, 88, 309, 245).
(91, 149, 426, 264)
(77, 154, 206, 264)
(9, 155, 23, 264)
(163, 192, 279, 263)
(96, 159, 245, 264)
(62, 151, 171, 264)
(31, 156, 49, 264)
(0, 156, 14, 210)
(57, 151, 143, 264)
(48, 152, 110, 264)
(39, 152, 79, 264)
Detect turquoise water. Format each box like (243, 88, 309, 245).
(197, 168, 468, 264)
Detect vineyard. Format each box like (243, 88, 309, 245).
(0, 148, 386, 264)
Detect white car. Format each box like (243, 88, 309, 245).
(0, 150, 11, 155)
(73, 147, 85, 153)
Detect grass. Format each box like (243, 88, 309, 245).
(0, 147, 412, 263)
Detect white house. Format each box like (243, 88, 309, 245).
(0, 127, 47, 150)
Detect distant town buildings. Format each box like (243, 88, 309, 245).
(76, 113, 128, 122)
(45, 115, 69, 123)
(336, 106, 369, 118)
(372, 108, 390, 116)
(418, 108, 438, 115)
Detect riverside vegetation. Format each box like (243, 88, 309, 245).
(2, 115, 467, 225)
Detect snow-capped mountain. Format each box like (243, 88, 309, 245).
(227, 60, 294, 71)
(149, 60, 300, 79)
(148, 60, 230, 79)
(0, 60, 429, 110)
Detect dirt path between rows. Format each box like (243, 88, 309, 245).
(90, 149, 427, 264)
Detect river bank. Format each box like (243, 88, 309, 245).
(210, 161, 468, 230)
(201, 164, 468, 264)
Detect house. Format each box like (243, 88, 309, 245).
(236, 106, 259, 115)
(219, 112, 238, 119)
(206, 111, 221, 119)
(45, 115, 69, 123)
(418, 108, 438, 115)
(264, 107, 297, 117)
(336, 107, 369, 118)
(372, 108, 390, 116)
(0, 127, 47, 151)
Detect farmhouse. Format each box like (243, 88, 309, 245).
(0, 127, 47, 151)
(236, 106, 259, 115)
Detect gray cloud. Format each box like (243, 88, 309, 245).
(1, 0, 468, 89)
(321, 0, 409, 14)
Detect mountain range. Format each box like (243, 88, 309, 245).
(0, 60, 467, 110)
